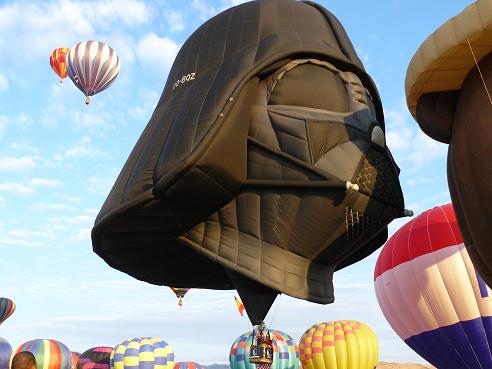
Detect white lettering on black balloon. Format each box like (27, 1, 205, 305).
(172, 73, 196, 90)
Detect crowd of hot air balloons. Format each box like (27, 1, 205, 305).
(49, 41, 120, 105)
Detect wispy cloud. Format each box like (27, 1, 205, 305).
(30, 203, 77, 212)
(53, 136, 110, 162)
(136, 32, 180, 72)
(30, 178, 64, 188)
(191, 0, 217, 21)
(166, 10, 185, 32)
(0, 72, 8, 92)
(0, 182, 35, 195)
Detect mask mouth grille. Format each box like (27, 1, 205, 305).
(345, 207, 383, 241)
(355, 148, 404, 208)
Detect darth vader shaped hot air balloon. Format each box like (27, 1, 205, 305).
(92, 0, 406, 325)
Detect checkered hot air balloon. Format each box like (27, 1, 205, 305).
(374, 203, 492, 369)
(49, 47, 69, 83)
(77, 346, 113, 369)
(0, 297, 15, 325)
(173, 362, 206, 369)
(299, 320, 378, 369)
(13, 339, 72, 369)
(66, 40, 120, 105)
(230, 330, 299, 369)
(0, 337, 12, 369)
(110, 337, 174, 369)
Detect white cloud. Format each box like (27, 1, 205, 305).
(0, 72, 8, 92)
(48, 215, 93, 225)
(85, 174, 116, 195)
(191, 0, 217, 21)
(166, 10, 185, 32)
(136, 32, 179, 71)
(54, 136, 109, 162)
(0, 182, 35, 195)
(30, 178, 64, 188)
(0, 155, 38, 171)
(385, 99, 447, 172)
(30, 203, 77, 211)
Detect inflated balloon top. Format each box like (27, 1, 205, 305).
(110, 337, 174, 369)
(92, 0, 406, 327)
(173, 362, 206, 369)
(0, 337, 12, 369)
(0, 297, 15, 324)
(299, 320, 378, 369)
(230, 330, 299, 369)
(374, 203, 492, 369)
(77, 346, 113, 369)
(66, 40, 120, 105)
(49, 48, 69, 83)
(13, 339, 72, 369)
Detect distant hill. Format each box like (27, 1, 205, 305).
(206, 363, 434, 369)
(377, 363, 435, 369)
(206, 364, 231, 369)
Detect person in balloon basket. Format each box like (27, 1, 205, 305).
(11, 351, 37, 369)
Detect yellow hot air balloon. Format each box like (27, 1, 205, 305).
(299, 320, 378, 369)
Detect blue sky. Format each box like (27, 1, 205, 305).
(0, 0, 474, 365)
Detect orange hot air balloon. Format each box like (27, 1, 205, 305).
(50, 48, 69, 83)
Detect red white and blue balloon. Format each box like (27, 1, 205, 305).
(374, 203, 492, 369)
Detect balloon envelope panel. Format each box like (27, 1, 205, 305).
(374, 203, 492, 369)
(14, 339, 72, 369)
(110, 337, 174, 369)
(173, 362, 205, 369)
(230, 330, 299, 369)
(77, 347, 113, 369)
(299, 320, 378, 369)
(0, 337, 12, 369)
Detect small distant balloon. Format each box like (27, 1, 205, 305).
(66, 40, 120, 105)
(13, 339, 72, 369)
(49, 47, 69, 83)
(110, 337, 174, 369)
(170, 288, 190, 306)
(77, 347, 113, 369)
(0, 337, 12, 369)
(0, 297, 15, 325)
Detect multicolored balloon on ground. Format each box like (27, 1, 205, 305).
(77, 347, 113, 369)
(72, 352, 80, 369)
(299, 320, 378, 369)
(230, 330, 299, 369)
(170, 288, 190, 306)
(13, 339, 72, 369)
(173, 362, 206, 369)
(0, 337, 12, 369)
(49, 47, 69, 83)
(110, 337, 174, 369)
(66, 40, 120, 104)
(374, 203, 492, 369)
(0, 297, 15, 324)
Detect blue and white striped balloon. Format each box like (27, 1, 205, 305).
(110, 337, 174, 369)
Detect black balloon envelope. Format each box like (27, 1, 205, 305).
(92, 0, 406, 325)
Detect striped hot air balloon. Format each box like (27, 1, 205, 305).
(77, 347, 113, 369)
(299, 320, 378, 369)
(0, 297, 15, 325)
(374, 203, 492, 369)
(170, 288, 189, 306)
(0, 337, 12, 369)
(66, 40, 120, 105)
(49, 47, 69, 83)
(13, 339, 72, 369)
(230, 330, 299, 369)
(173, 362, 206, 369)
(110, 337, 174, 369)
